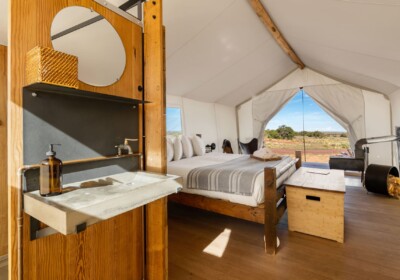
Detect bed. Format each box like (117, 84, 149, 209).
(168, 151, 302, 255)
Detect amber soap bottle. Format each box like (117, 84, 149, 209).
(40, 144, 63, 196)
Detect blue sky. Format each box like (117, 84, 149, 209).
(166, 107, 182, 132)
(266, 91, 346, 132)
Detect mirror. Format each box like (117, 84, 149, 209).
(51, 6, 126, 87)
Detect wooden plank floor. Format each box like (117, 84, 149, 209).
(168, 181, 400, 280)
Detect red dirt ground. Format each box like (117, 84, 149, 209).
(264, 136, 350, 163)
(271, 148, 349, 163)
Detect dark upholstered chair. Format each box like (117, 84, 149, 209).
(222, 139, 233, 154)
(238, 138, 258, 154)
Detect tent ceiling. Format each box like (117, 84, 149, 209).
(1, 0, 399, 104)
(265, 0, 400, 97)
(164, 0, 296, 106)
(165, 0, 400, 106)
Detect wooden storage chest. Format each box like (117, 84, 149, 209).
(285, 168, 345, 243)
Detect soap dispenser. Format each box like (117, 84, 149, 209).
(40, 144, 63, 196)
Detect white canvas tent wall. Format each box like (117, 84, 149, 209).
(1, 0, 398, 164)
(161, 0, 400, 166)
(240, 68, 392, 165)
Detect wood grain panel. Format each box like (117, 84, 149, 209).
(22, 209, 143, 280)
(146, 198, 168, 280)
(9, 2, 40, 278)
(144, 0, 166, 173)
(286, 186, 345, 243)
(9, 1, 144, 279)
(18, 0, 143, 99)
(0, 45, 7, 257)
(144, 0, 168, 279)
(169, 193, 265, 224)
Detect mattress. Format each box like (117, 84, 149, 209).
(167, 153, 296, 207)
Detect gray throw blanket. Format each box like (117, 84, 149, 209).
(187, 155, 295, 196)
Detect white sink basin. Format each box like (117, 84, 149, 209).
(24, 171, 182, 235)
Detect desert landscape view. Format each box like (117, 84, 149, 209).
(264, 126, 350, 163)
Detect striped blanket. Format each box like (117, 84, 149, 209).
(186, 155, 295, 196)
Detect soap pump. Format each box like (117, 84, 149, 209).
(40, 144, 63, 197)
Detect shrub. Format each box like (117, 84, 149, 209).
(276, 125, 295, 140)
(266, 129, 281, 139)
(311, 131, 324, 138)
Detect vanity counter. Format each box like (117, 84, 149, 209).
(24, 171, 182, 235)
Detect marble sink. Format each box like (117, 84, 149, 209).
(24, 172, 182, 235)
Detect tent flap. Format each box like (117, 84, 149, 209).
(251, 68, 367, 151)
(304, 84, 366, 149)
(252, 88, 298, 147)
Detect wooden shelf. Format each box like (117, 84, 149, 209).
(24, 83, 148, 105)
(24, 171, 182, 235)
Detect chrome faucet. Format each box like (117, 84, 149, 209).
(115, 138, 138, 156)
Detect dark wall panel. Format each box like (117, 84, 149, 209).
(23, 88, 139, 187)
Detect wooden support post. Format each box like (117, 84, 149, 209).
(145, 198, 168, 280)
(264, 168, 277, 255)
(144, 0, 165, 172)
(9, 1, 39, 278)
(295, 150, 302, 169)
(247, 0, 305, 69)
(0, 45, 7, 258)
(144, 0, 167, 279)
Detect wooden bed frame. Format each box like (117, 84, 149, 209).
(168, 151, 302, 255)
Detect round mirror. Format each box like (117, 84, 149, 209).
(51, 6, 126, 87)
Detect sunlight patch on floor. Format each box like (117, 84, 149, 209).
(203, 228, 231, 258)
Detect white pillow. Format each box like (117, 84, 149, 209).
(173, 137, 183, 161)
(192, 135, 205, 156)
(166, 136, 174, 143)
(166, 138, 174, 162)
(181, 135, 194, 158)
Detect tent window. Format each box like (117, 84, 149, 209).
(265, 91, 350, 163)
(167, 107, 183, 136)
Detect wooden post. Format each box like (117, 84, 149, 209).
(295, 150, 302, 169)
(144, 0, 168, 279)
(9, 1, 39, 278)
(264, 168, 277, 255)
(0, 45, 7, 258)
(247, 0, 305, 69)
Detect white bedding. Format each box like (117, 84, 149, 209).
(167, 152, 296, 207)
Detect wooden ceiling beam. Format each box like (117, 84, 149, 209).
(248, 0, 305, 69)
